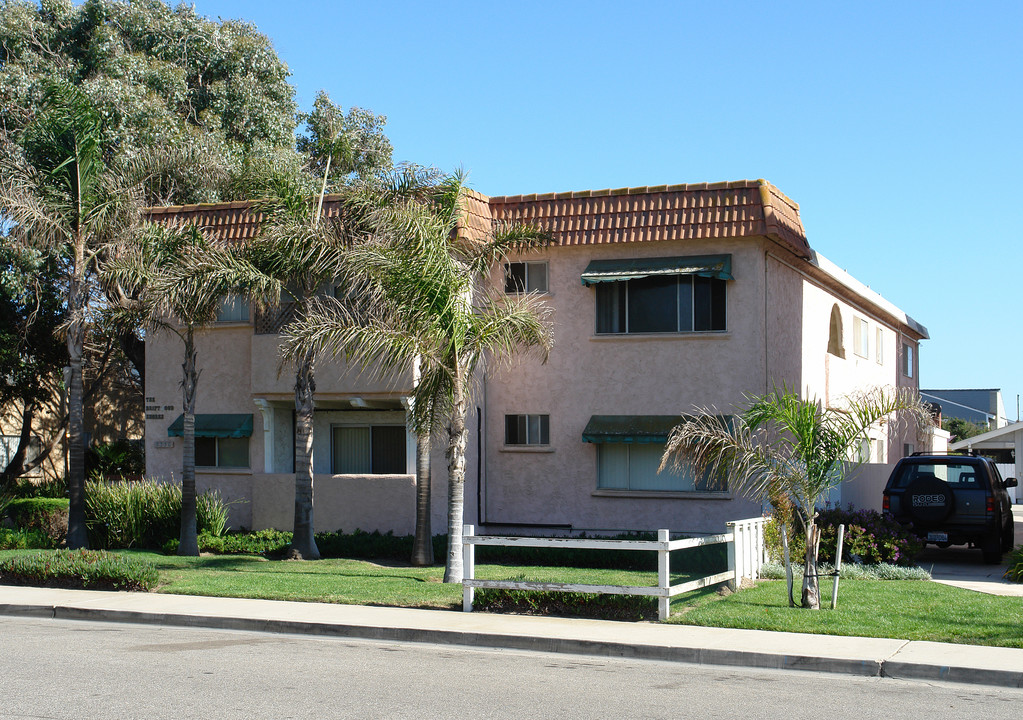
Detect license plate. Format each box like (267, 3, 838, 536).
(926, 531, 948, 542)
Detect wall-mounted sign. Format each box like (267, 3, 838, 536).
(154, 440, 175, 449)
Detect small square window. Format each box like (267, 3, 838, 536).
(505, 414, 550, 445)
(216, 294, 249, 323)
(504, 262, 548, 294)
(195, 437, 249, 468)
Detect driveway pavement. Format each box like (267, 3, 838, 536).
(914, 506, 1023, 596)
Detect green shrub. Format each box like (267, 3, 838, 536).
(5, 497, 69, 544)
(10, 476, 67, 499)
(86, 439, 145, 480)
(0, 549, 158, 591)
(475, 582, 656, 620)
(0, 527, 56, 550)
(206, 528, 292, 555)
(759, 561, 931, 581)
(766, 505, 922, 567)
(1004, 546, 1023, 582)
(85, 479, 231, 549)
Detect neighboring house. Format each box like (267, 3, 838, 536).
(1, 343, 143, 485)
(145, 179, 931, 535)
(921, 388, 1009, 429)
(950, 424, 1022, 503)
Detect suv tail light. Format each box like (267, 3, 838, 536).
(987, 495, 995, 513)
(883, 494, 890, 512)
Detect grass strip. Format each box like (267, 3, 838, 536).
(667, 578, 1023, 648)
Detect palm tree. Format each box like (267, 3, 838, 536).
(104, 224, 265, 555)
(283, 169, 554, 581)
(660, 386, 931, 609)
(224, 161, 364, 561)
(0, 83, 146, 548)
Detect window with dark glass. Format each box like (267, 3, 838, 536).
(504, 262, 548, 294)
(596, 275, 726, 334)
(195, 437, 249, 468)
(505, 414, 550, 445)
(332, 425, 407, 474)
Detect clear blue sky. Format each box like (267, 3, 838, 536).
(200, 0, 1022, 418)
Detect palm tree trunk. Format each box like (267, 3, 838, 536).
(801, 520, 821, 609)
(443, 371, 468, 583)
(65, 250, 88, 550)
(289, 348, 320, 560)
(411, 432, 433, 566)
(178, 327, 199, 556)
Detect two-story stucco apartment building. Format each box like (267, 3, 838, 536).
(145, 179, 930, 536)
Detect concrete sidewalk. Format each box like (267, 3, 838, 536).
(1, 585, 1021, 689)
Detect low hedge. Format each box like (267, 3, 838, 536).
(0, 549, 158, 591)
(0, 527, 56, 550)
(474, 584, 656, 620)
(4, 498, 69, 545)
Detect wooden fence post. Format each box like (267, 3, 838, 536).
(462, 524, 475, 612)
(657, 529, 670, 621)
(726, 521, 738, 591)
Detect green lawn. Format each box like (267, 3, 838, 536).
(116, 551, 671, 610)
(3, 549, 1022, 648)
(668, 579, 1023, 648)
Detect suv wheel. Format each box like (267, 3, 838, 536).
(1002, 515, 1015, 552)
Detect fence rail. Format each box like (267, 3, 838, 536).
(461, 517, 766, 621)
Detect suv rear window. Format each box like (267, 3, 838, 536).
(889, 461, 983, 489)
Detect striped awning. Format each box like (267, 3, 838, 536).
(580, 255, 732, 286)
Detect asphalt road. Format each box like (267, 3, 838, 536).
(1, 617, 1020, 719)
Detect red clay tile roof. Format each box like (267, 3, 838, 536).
(146, 179, 809, 259)
(146, 196, 349, 241)
(457, 188, 494, 243)
(488, 180, 809, 259)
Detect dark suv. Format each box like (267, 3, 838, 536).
(883, 452, 1016, 563)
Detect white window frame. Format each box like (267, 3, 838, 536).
(504, 261, 549, 294)
(875, 327, 884, 365)
(853, 316, 869, 358)
(596, 442, 724, 493)
(504, 414, 550, 446)
(330, 423, 408, 475)
(902, 343, 914, 378)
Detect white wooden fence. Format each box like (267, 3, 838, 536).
(461, 517, 766, 621)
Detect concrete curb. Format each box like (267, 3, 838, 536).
(6, 601, 1020, 689)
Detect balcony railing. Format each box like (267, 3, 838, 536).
(254, 302, 298, 335)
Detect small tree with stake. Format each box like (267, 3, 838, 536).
(660, 386, 931, 609)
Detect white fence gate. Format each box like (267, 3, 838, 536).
(461, 517, 766, 621)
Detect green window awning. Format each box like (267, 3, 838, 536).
(580, 254, 733, 286)
(581, 415, 682, 444)
(167, 413, 253, 438)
